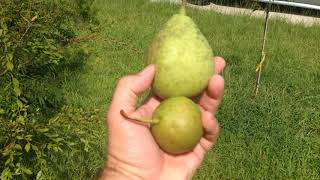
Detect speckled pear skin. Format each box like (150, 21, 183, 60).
(147, 14, 214, 99)
(151, 97, 203, 155)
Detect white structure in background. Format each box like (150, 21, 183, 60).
(256, 0, 320, 11)
(150, 0, 179, 3)
(151, 0, 320, 27)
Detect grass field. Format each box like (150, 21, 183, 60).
(54, 0, 320, 179)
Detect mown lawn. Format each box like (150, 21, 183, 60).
(56, 0, 320, 179)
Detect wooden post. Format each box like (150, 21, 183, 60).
(255, 1, 271, 96)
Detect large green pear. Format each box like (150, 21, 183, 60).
(151, 97, 203, 154)
(147, 11, 214, 99)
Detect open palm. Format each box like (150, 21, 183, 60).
(104, 57, 225, 180)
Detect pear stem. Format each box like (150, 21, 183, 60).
(120, 110, 159, 125)
(180, 0, 187, 15)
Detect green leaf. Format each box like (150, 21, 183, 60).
(37, 128, 49, 133)
(6, 61, 13, 71)
(53, 146, 59, 152)
(16, 136, 24, 140)
(36, 170, 43, 180)
(25, 134, 32, 139)
(0, 108, 5, 114)
(25, 143, 31, 152)
(25, 135, 33, 141)
(81, 138, 90, 152)
(0, 168, 12, 179)
(66, 141, 76, 146)
(14, 144, 22, 150)
(20, 167, 32, 175)
(54, 138, 64, 142)
(12, 77, 21, 97)
(31, 145, 39, 151)
(15, 165, 22, 175)
(16, 115, 25, 124)
(46, 133, 59, 138)
(47, 143, 53, 150)
(16, 99, 23, 108)
(5, 157, 12, 166)
(7, 53, 13, 61)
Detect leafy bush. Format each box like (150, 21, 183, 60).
(0, 0, 97, 179)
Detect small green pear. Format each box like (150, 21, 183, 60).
(120, 96, 203, 155)
(147, 2, 214, 99)
(151, 97, 203, 154)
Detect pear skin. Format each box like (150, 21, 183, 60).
(151, 97, 203, 154)
(147, 13, 214, 99)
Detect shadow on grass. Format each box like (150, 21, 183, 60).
(24, 47, 89, 122)
(23, 45, 107, 179)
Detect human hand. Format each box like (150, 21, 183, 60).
(101, 57, 226, 180)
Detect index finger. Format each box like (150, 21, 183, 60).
(108, 65, 155, 119)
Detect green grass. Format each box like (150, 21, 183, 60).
(55, 0, 320, 179)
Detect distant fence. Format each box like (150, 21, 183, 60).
(255, 0, 320, 10)
(191, 0, 320, 10)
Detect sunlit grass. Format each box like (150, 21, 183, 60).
(55, 0, 320, 179)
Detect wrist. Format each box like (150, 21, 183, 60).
(159, 164, 191, 180)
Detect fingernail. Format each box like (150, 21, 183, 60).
(138, 65, 154, 76)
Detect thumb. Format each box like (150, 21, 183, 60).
(109, 65, 155, 117)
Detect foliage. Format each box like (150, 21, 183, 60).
(0, 0, 97, 179)
(45, 107, 106, 179)
(75, 0, 98, 21)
